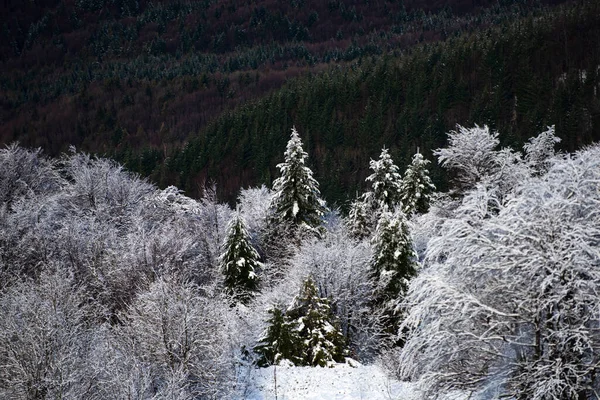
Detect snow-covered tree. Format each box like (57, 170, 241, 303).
(220, 212, 261, 304)
(238, 185, 272, 241)
(434, 124, 501, 191)
(270, 127, 327, 233)
(0, 269, 94, 399)
(523, 125, 561, 175)
(347, 148, 404, 239)
(399, 151, 436, 216)
(346, 197, 375, 240)
(398, 145, 600, 399)
(289, 217, 377, 359)
(287, 278, 347, 367)
(108, 278, 235, 399)
(255, 278, 347, 367)
(370, 210, 418, 341)
(0, 143, 61, 207)
(254, 306, 302, 367)
(364, 148, 403, 213)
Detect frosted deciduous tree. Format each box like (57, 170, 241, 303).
(106, 278, 235, 399)
(0, 143, 61, 207)
(0, 268, 93, 399)
(270, 127, 327, 233)
(434, 124, 531, 208)
(400, 151, 436, 216)
(398, 145, 600, 399)
(220, 212, 261, 304)
(523, 125, 561, 175)
(434, 124, 500, 191)
(238, 185, 272, 242)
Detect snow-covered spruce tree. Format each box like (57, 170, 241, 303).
(400, 151, 436, 216)
(269, 127, 327, 234)
(370, 210, 418, 342)
(346, 197, 373, 240)
(287, 278, 347, 367)
(347, 148, 403, 239)
(364, 148, 403, 213)
(398, 145, 600, 399)
(220, 212, 261, 304)
(254, 306, 303, 367)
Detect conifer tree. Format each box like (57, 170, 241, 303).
(220, 212, 261, 304)
(270, 127, 327, 232)
(254, 307, 302, 367)
(370, 210, 418, 341)
(400, 151, 436, 216)
(364, 148, 403, 213)
(287, 278, 347, 367)
(348, 148, 403, 238)
(346, 198, 373, 240)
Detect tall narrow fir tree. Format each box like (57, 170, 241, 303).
(370, 210, 418, 341)
(270, 127, 327, 233)
(220, 212, 261, 304)
(400, 151, 436, 216)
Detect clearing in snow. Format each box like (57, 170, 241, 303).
(240, 362, 466, 400)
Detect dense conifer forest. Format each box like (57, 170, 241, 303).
(3, 0, 598, 203)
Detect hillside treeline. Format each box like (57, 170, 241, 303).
(1, 0, 571, 199)
(131, 0, 600, 204)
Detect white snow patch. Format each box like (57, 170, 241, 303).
(241, 363, 467, 400)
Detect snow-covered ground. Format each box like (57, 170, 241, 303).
(240, 362, 465, 400)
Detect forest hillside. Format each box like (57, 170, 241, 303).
(3, 0, 598, 203)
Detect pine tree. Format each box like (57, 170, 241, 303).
(364, 148, 403, 213)
(287, 278, 347, 367)
(270, 127, 327, 232)
(400, 151, 436, 216)
(346, 198, 373, 240)
(348, 148, 403, 238)
(220, 212, 261, 304)
(370, 210, 418, 341)
(254, 307, 302, 367)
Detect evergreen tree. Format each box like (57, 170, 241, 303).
(370, 210, 418, 341)
(287, 278, 347, 367)
(348, 148, 403, 238)
(400, 151, 436, 216)
(254, 307, 302, 367)
(220, 212, 261, 304)
(255, 279, 347, 367)
(270, 127, 327, 233)
(346, 197, 373, 240)
(364, 148, 403, 213)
